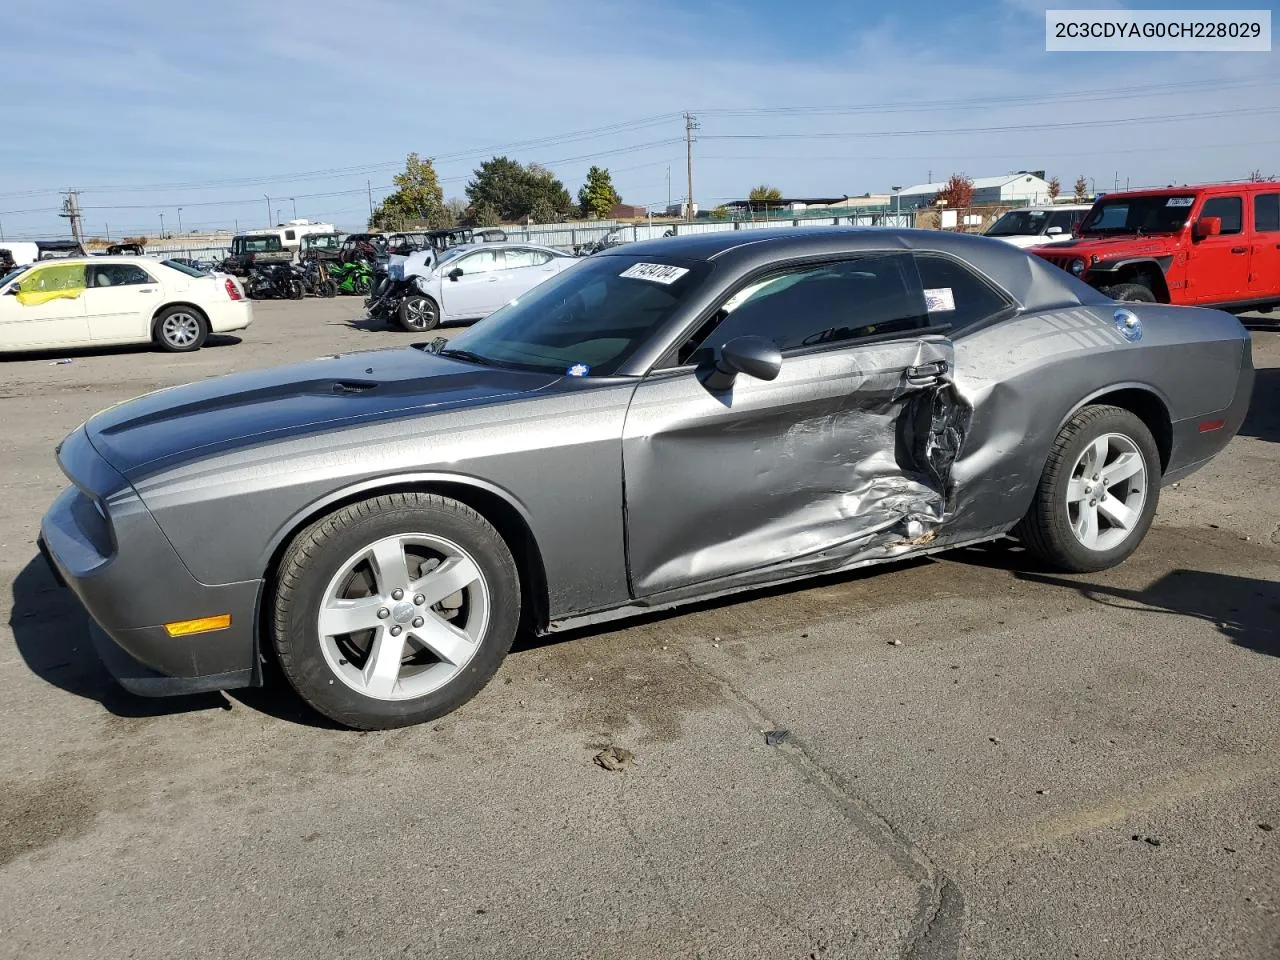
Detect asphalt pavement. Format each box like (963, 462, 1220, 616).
(0, 298, 1276, 959)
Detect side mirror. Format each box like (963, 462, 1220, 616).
(4, 283, 18, 295)
(703, 335, 783, 390)
(447, 267, 464, 281)
(1045, 225, 1063, 236)
(1192, 216, 1221, 241)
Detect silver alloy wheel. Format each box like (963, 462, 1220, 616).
(404, 297, 434, 330)
(161, 311, 201, 348)
(1065, 433, 1147, 551)
(317, 533, 490, 701)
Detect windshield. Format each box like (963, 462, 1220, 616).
(0, 266, 30, 288)
(235, 236, 281, 252)
(161, 259, 208, 278)
(306, 235, 340, 250)
(441, 255, 710, 376)
(1079, 195, 1196, 235)
(985, 210, 1051, 237)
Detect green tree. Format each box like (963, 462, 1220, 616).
(471, 201, 500, 227)
(748, 184, 782, 202)
(578, 165, 621, 219)
(368, 153, 450, 230)
(466, 157, 576, 223)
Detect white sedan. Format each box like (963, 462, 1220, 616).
(393, 243, 578, 331)
(0, 257, 253, 355)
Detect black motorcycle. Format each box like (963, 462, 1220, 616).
(365, 271, 439, 333)
(299, 259, 338, 298)
(245, 263, 305, 300)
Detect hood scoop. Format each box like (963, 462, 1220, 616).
(332, 380, 379, 395)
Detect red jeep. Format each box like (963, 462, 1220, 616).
(1031, 180, 1280, 314)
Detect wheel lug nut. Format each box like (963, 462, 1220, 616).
(391, 589, 404, 600)
(413, 594, 425, 606)
(412, 617, 424, 628)
(390, 625, 402, 637)
(376, 607, 390, 619)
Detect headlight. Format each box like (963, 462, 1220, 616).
(1070, 258, 1085, 275)
(413, 275, 432, 293)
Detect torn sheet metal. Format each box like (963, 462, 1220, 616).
(620, 336, 969, 596)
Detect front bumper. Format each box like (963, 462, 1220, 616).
(38, 429, 261, 697)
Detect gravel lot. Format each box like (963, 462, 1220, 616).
(1, 298, 1277, 960)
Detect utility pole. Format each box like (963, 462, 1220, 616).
(0, 218, 4, 241)
(666, 165, 671, 213)
(177, 207, 183, 236)
(683, 113, 698, 222)
(59, 190, 85, 249)
(159, 212, 165, 238)
(367, 180, 374, 220)
(290, 197, 297, 220)
(264, 194, 271, 227)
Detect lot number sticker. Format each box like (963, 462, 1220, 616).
(924, 287, 956, 312)
(619, 262, 689, 284)
(1166, 197, 1195, 207)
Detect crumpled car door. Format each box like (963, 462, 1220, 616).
(621, 336, 966, 597)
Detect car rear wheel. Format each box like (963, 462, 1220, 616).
(398, 295, 440, 332)
(1015, 405, 1160, 572)
(153, 306, 209, 352)
(272, 493, 520, 729)
(1105, 282, 1156, 303)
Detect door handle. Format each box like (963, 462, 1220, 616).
(1230, 247, 1247, 254)
(486, 276, 499, 282)
(138, 288, 155, 293)
(905, 359, 949, 385)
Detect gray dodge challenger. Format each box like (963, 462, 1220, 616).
(39, 228, 1254, 729)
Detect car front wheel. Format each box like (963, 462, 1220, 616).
(398, 295, 440, 332)
(272, 493, 520, 729)
(1015, 405, 1161, 572)
(1104, 282, 1156, 303)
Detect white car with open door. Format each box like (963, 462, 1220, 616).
(0, 257, 253, 355)
(392, 243, 578, 331)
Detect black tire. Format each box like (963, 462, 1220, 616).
(320, 280, 338, 298)
(152, 306, 209, 352)
(272, 493, 521, 730)
(398, 295, 441, 332)
(1014, 405, 1161, 573)
(1105, 282, 1157, 303)
(288, 280, 305, 300)
(354, 276, 371, 296)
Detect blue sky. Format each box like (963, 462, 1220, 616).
(1, 0, 1277, 239)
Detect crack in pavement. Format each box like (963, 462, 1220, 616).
(672, 655, 964, 960)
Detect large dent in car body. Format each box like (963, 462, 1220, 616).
(622, 338, 973, 597)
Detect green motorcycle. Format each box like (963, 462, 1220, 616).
(329, 259, 373, 296)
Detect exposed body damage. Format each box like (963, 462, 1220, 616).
(40, 227, 1254, 703)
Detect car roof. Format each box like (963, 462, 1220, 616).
(22, 255, 175, 266)
(602, 226, 1110, 314)
(1094, 181, 1273, 200)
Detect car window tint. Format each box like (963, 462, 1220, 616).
(1047, 211, 1076, 232)
(1201, 196, 1243, 235)
(913, 254, 1012, 334)
(457, 250, 503, 274)
(1254, 192, 1280, 233)
(686, 253, 928, 362)
(91, 264, 153, 287)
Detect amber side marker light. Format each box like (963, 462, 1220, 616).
(1198, 419, 1226, 433)
(164, 614, 232, 637)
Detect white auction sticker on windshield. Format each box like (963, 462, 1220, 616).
(1166, 197, 1195, 207)
(924, 287, 956, 312)
(619, 262, 689, 284)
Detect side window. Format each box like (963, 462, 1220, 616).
(90, 264, 153, 288)
(913, 254, 1013, 335)
(12, 263, 85, 304)
(1254, 192, 1280, 233)
(503, 248, 538, 269)
(1047, 211, 1076, 233)
(285, 230, 296, 241)
(529, 249, 554, 265)
(1201, 196, 1243, 235)
(457, 250, 502, 275)
(682, 253, 928, 364)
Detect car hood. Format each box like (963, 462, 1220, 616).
(84, 347, 560, 478)
(1031, 235, 1176, 259)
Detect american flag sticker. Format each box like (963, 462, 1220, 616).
(924, 287, 956, 312)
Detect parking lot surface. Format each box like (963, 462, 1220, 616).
(1, 299, 1276, 959)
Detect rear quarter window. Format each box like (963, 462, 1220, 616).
(913, 254, 1014, 335)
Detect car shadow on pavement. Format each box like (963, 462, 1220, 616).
(1239, 365, 1279, 443)
(9, 554, 233, 718)
(1017, 567, 1280, 658)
